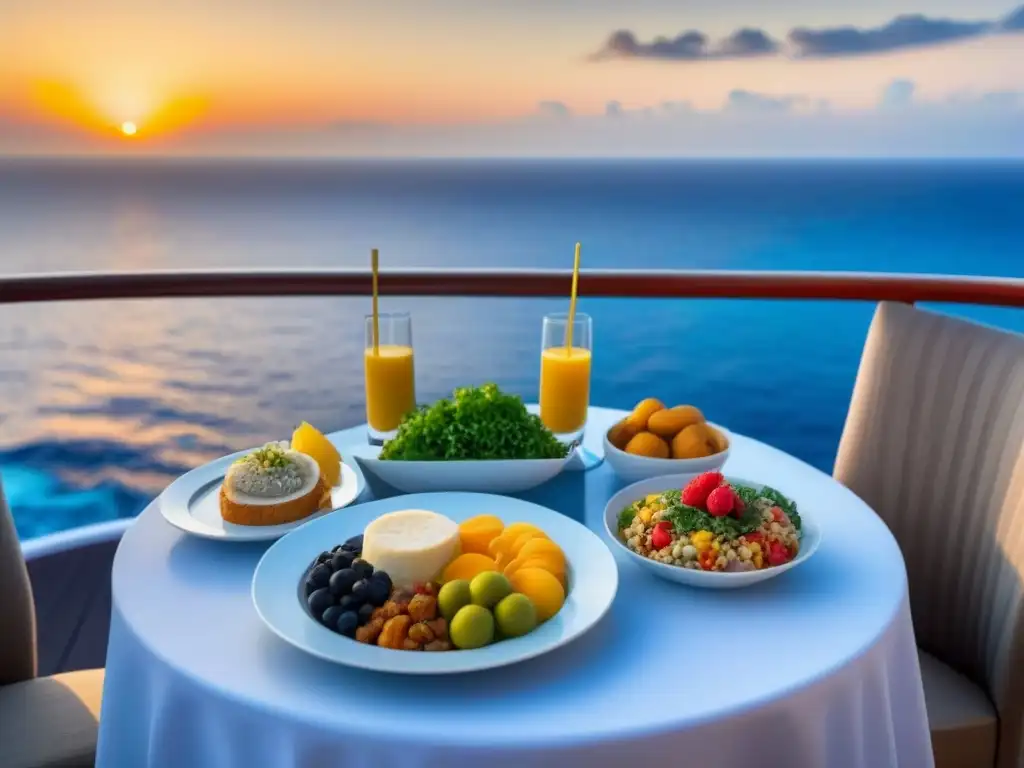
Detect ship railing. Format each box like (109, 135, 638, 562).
(1, 268, 1024, 306)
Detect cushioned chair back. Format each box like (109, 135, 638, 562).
(0, 474, 37, 685)
(834, 301, 1024, 767)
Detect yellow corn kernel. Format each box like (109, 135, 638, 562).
(691, 530, 712, 542)
(645, 493, 663, 505)
(753, 553, 764, 568)
(748, 542, 762, 555)
(711, 541, 721, 552)
(639, 507, 654, 524)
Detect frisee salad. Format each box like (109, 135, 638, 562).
(617, 472, 802, 573)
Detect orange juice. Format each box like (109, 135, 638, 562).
(365, 345, 416, 432)
(539, 346, 591, 434)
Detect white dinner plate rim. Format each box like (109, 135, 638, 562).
(159, 450, 364, 542)
(252, 492, 619, 674)
(603, 474, 821, 585)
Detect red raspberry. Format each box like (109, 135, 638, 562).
(706, 486, 735, 517)
(681, 471, 724, 508)
(731, 491, 746, 517)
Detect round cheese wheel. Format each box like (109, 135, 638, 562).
(361, 509, 459, 588)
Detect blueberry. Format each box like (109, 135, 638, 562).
(315, 551, 333, 565)
(307, 588, 334, 619)
(332, 544, 346, 553)
(357, 603, 375, 625)
(321, 605, 345, 629)
(366, 578, 390, 607)
(330, 551, 355, 572)
(329, 568, 358, 596)
(351, 559, 373, 579)
(304, 579, 318, 597)
(342, 535, 363, 553)
(351, 579, 372, 602)
(308, 564, 332, 590)
(370, 570, 392, 593)
(339, 594, 363, 612)
(336, 611, 359, 638)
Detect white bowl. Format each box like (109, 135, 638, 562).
(602, 473, 821, 589)
(351, 448, 573, 494)
(602, 422, 731, 484)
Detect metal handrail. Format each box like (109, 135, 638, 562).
(1, 268, 1024, 307)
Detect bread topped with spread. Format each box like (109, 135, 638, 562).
(220, 442, 327, 526)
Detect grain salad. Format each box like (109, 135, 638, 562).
(617, 471, 802, 572)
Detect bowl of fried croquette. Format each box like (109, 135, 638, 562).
(603, 399, 730, 483)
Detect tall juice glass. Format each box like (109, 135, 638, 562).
(364, 312, 416, 444)
(539, 312, 592, 443)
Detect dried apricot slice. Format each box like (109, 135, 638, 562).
(517, 538, 564, 564)
(458, 515, 504, 555)
(511, 530, 549, 557)
(441, 553, 498, 583)
(504, 554, 566, 584)
(509, 568, 565, 622)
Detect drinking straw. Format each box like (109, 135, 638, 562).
(371, 248, 380, 355)
(566, 241, 581, 355)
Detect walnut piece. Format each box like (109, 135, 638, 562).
(402, 638, 422, 651)
(425, 617, 448, 640)
(408, 622, 435, 645)
(377, 615, 413, 649)
(424, 640, 453, 652)
(407, 594, 438, 623)
(355, 618, 384, 645)
(372, 601, 404, 623)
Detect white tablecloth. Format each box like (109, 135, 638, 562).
(96, 407, 934, 768)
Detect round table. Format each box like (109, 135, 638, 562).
(96, 407, 934, 768)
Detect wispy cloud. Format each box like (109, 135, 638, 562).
(725, 90, 801, 114)
(789, 14, 991, 57)
(1003, 6, 1024, 29)
(593, 28, 778, 61)
(880, 80, 916, 109)
(594, 5, 1023, 61)
(537, 101, 572, 119)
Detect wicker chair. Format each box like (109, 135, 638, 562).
(0, 475, 105, 768)
(835, 301, 1024, 768)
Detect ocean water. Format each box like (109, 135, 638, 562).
(1, 158, 1022, 540)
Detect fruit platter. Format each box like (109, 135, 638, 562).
(351, 384, 576, 494)
(603, 398, 731, 482)
(252, 491, 618, 673)
(159, 422, 364, 541)
(602, 471, 821, 589)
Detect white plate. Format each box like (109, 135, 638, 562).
(350, 446, 573, 494)
(603, 474, 821, 589)
(252, 492, 618, 674)
(160, 450, 364, 542)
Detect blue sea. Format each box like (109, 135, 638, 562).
(2, 158, 1022, 540)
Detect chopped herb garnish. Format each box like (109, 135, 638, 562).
(659, 489, 761, 537)
(617, 483, 801, 538)
(379, 383, 569, 461)
(617, 506, 637, 533)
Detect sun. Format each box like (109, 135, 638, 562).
(120, 121, 137, 137)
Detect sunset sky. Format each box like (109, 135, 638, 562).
(2, 0, 1023, 156)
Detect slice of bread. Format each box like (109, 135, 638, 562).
(220, 451, 327, 526)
